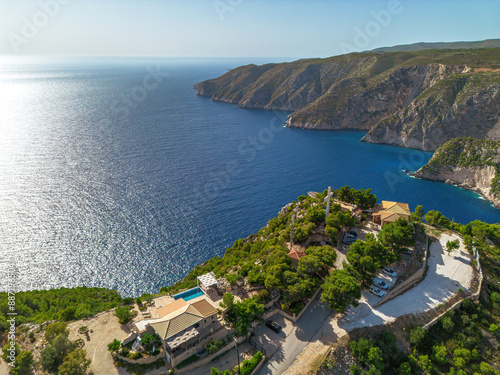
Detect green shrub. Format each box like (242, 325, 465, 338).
(432, 345, 448, 365)
(240, 351, 263, 375)
(115, 306, 134, 324)
(488, 323, 498, 333)
(107, 339, 121, 352)
(206, 339, 224, 354)
(44, 322, 69, 342)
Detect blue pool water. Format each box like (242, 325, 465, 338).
(173, 287, 204, 301)
(1, 57, 500, 296)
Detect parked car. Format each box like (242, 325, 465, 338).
(404, 248, 413, 255)
(265, 320, 282, 333)
(383, 267, 397, 277)
(373, 278, 388, 290)
(347, 230, 357, 236)
(369, 286, 386, 298)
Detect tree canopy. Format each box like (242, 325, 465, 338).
(321, 269, 361, 311)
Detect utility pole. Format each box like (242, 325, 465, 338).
(234, 337, 240, 371)
(290, 214, 295, 250)
(325, 186, 331, 220)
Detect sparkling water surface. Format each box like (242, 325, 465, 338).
(1, 58, 499, 296)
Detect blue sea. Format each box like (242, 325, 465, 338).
(1, 57, 499, 296)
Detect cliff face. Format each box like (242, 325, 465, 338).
(194, 48, 500, 150)
(286, 63, 470, 130)
(361, 75, 500, 150)
(413, 138, 500, 207)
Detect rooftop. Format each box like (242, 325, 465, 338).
(156, 298, 188, 318)
(150, 304, 203, 340)
(190, 299, 217, 318)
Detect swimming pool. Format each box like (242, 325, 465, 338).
(173, 287, 204, 301)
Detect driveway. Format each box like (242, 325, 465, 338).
(338, 233, 473, 330)
(256, 293, 332, 375)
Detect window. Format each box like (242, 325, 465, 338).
(204, 319, 206, 323)
(194, 323, 200, 328)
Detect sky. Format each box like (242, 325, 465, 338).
(0, 0, 499, 58)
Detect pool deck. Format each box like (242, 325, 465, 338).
(132, 287, 225, 322)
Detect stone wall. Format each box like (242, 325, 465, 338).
(175, 335, 245, 373)
(262, 287, 322, 323)
(116, 350, 165, 365)
(122, 332, 138, 346)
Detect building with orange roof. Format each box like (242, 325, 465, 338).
(132, 296, 219, 367)
(372, 201, 410, 226)
(156, 298, 188, 318)
(288, 249, 306, 269)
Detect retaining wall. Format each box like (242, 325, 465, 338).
(250, 355, 266, 375)
(116, 350, 165, 365)
(375, 232, 429, 307)
(262, 287, 322, 323)
(175, 334, 244, 373)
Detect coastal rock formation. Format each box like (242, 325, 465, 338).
(361, 75, 500, 150)
(413, 137, 500, 207)
(195, 48, 500, 150)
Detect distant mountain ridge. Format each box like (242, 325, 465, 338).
(194, 44, 500, 151)
(371, 39, 500, 53)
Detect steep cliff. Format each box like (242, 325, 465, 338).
(413, 137, 500, 207)
(361, 72, 500, 150)
(194, 48, 500, 150)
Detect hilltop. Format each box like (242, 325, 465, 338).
(371, 38, 500, 53)
(194, 46, 500, 151)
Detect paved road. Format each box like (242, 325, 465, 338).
(256, 293, 332, 375)
(258, 233, 473, 375)
(338, 233, 473, 330)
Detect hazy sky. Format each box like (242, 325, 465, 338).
(0, 0, 499, 58)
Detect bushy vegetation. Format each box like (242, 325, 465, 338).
(18, 322, 91, 374)
(321, 269, 361, 312)
(336, 186, 378, 210)
(347, 208, 500, 374)
(210, 351, 263, 375)
(0, 287, 123, 330)
(206, 339, 224, 354)
(240, 351, 264, 375)
(221, 293, 264, 336)
(115, 306, 136, 324)
(419, 137, 500, 196)
(1, 344, 33, 375)
(165, 187, 374, 316)
(350, 332, 408, 375)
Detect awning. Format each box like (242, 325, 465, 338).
(197, 272, 218, 288)
(166, 327, 199, 349)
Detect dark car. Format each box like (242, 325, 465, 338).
(265, 320, 282, 333)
